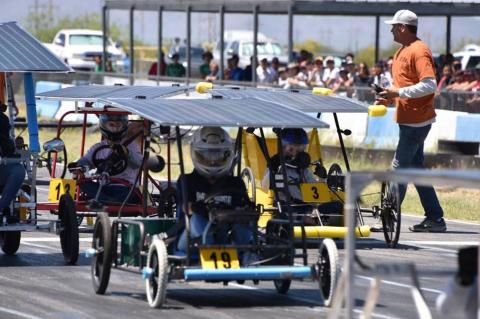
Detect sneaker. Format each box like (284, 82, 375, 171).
(409, 218, 447, 233)
(370, 220, 383, 232)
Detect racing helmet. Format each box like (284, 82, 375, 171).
(99, 114, 128, 142)
(190, 127, 234, 177)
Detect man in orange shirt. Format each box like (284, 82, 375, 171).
(376, 9, 446, 232)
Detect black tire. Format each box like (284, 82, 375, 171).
(241, 167, 256, 205)
(0, 231, 21, 255)
(91, 213, 112, 294)
(380, 182, 401, 248)
(158, 187, 177, 218)
(146, 238, 169, 308)
(266, 222, 293, 294)
(58, 194, 79, 265)
(317, 238, 339, 307)
(46, 148, 67, 179)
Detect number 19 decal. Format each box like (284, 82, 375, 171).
(200, 247, 240, 269)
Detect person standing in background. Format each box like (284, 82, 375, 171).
(376, 9, 446, 232)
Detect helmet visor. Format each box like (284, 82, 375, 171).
(193, 148, 232, 168)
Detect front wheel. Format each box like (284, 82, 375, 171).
(146, 237, 169, 308)
(91, 213, 112, 294)
(317, 238, 339, 307)
(380, 182, 401, 248)
(0, 231, 21, 255)
(58, 194, 79, 265)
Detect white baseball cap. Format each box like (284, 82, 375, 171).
(385, 9, 418, 27)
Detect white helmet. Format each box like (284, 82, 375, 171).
(191, 127, 234, 177)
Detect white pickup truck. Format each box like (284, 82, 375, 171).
(43, 29, 126, 72)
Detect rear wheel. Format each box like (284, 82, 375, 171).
(158, 187, 177, 218)
(91, 213, 112, 294)
(381, 182, 401, 248)
(46, 148, 67, 179)
(266, 222, 293, 294)
(146, 238, 169, 308)
(317, 238, 339, 307)
(58, 194, 79, 265)
(0, 231, 21, 255)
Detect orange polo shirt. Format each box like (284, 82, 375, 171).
(392, 39, 436, 124)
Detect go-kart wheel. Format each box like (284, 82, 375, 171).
(158, 187, 177, 218)
(274, 279, 291, 294)
(241, 167, 256, 205)
(46, 147, 68, 178)
(58, 194, 79, 265)
(146, 237, 169, 308)
(0, 231, 21, 255)
(266, 222, 293, 294)
(380, 182, 401, 248)
(317, 238, 339, 307)
(91, 213, 112, 294)
(327, 163, 344, 192)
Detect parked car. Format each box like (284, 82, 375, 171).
(213, 30, 288, 68)
(43, 29, 126, 72)
(454, 44, 480, 70)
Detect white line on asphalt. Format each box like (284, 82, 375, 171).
(356, 275, 443, 295)
(227, 282, 401, 319)
(21, 238, 92, 242)
(21, 242, 58, 251)
(403, 213, 479, 225)
(0, 306, 44, 319)
(402, 241, 479, 246)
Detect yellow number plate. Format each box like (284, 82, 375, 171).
(300, 182, 330, 203)
(200, 247, 240, 270)
(48, 178, 76, 202)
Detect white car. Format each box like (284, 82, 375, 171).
(213, 30, 288, 68)
(453, 44, 480, 70)
(43, 29, 126, 72)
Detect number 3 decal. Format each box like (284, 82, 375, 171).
(311, 186, 319, 199)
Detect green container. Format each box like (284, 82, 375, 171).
(120, 218, 176, 267)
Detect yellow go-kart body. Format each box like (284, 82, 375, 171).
(242, 128, 370, 239)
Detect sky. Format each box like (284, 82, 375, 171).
(3, 0, 480, 54)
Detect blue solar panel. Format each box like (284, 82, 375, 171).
(0, 22, 71, 72)
(103, 97, 330, 128)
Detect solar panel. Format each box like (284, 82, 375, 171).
(102, 97, 330, 128)
(36, 85, 189, 101)
(210, 87, 368, 113)
(0, 22, 71, 73)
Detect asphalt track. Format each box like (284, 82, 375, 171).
(0, 182, 478, 319)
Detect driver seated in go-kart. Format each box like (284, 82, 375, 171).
(176, 127, 254, 258)
(261, 128, 343, 225)
(68, 113, 143, 204)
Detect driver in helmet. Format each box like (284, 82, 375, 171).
(176, 126, 253, 255)
(261, 128, 342, 224)
(68, 113, 143, 203)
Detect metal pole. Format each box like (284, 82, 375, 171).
(157, 6, 163, 84)
(129, 5, 135, 85)
(446, 15, 451, 54)
(288, 4, 294, 63)
(186, 5, 192, 80)
(375, 15, 380, 63)
(219, 5, 225, 80)
(102, 5, 108, 73)
(253, 5, 259, 84)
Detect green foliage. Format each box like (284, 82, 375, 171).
(23, 1, 129, 48)
(294, 39, 332, 56)
(355, 44, 399, 65)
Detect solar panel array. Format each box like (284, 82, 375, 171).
(0, 22, 71, 73)
(36, 85, 190, 101)
(210, 88, 369, 113)
(103, 98, 330, 128)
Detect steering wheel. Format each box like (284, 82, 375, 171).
(92, 144, 128, 176)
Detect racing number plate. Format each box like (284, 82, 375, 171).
(200, 247, 240, 270)
(300, 182, 330, 203)
(48, 178, 76, 202)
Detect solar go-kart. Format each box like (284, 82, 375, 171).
(73, 87, 342, 308)
(195, 83, 401, 248)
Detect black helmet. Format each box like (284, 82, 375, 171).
(99, 114, 128, 142)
